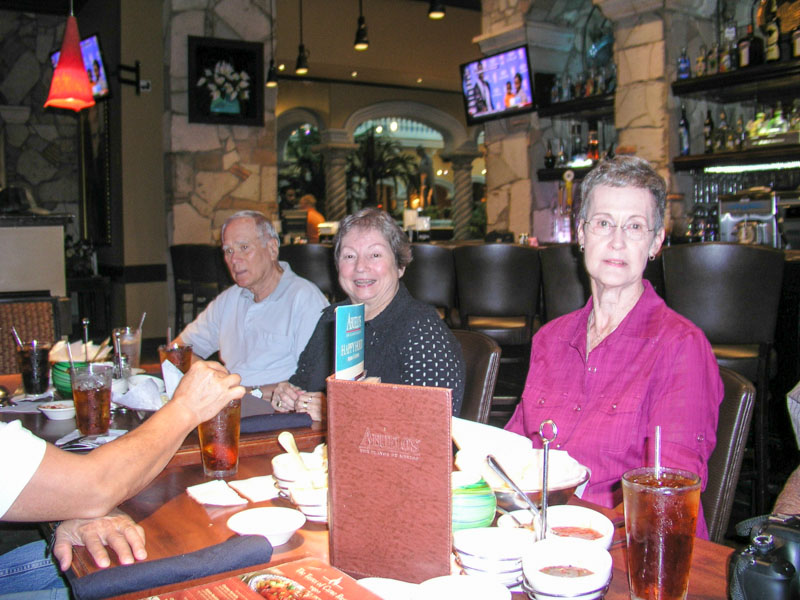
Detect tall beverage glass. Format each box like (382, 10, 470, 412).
(158, 343, 193, 374)
(70, 364, 113, 436)
(113, 327, 142, 368)
(16, 341, 52, 396)
(622, 467, 701, 600)
(197, 397, 241, 478)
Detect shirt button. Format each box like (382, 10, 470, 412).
(538, 398, 545, 405)
(574, 405, 581, 412)
(555, 443, 562, 449)
(611, 403, 617, 410)
(696, 434, 705, 442)
(587, 366, 597, 373)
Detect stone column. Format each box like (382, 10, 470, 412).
(441, 151, 481, 240)
(317, 129, 356, 222)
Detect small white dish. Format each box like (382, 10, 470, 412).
(522, 538, 612, 600)
(453, 527, 536, 568)
(415, 574, 511, 600)
(358, 577, 418, 600)
(38, 401, 75, 420)
(497, 505, 615, 550)
(226, 507, 305, 546)
(127, 374, 166, 393)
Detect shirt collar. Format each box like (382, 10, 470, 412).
(238, 261, 293, 304)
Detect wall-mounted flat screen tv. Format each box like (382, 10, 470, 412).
(460, 45, 536, 126)
(50, 34, 111, 101)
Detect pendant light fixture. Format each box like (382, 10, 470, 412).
(295, 0, 309, 75)
(266, 0, 278, 88)
(354, 0, 369, 51)
(44, 0, 95, 111)
(428, 1, 446, 20)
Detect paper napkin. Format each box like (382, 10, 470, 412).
(228, 476, 281, 503)
(186, 479, 248, 506)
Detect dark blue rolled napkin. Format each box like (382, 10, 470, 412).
(66, 534, 272, 600)
(240, 412, 312, 434)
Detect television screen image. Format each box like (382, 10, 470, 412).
(460, 45, 536, 126)
(51, 34, 111, 101)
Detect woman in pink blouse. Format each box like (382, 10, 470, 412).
(505, 155, 723, 538)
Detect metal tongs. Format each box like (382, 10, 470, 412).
(539, 419, 558, 540)
(487, 454, 543, 540)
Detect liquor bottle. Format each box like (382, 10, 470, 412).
(596, 67, 606, 95)
(557, 140, 568, 165)
(715, 110, 728, 152)
(695, 44, 707, 77)
(573, 72, 585, 99)
(563, 75, 573, 101)
(725, 115, 737, 151)
(677, 47, 692, 79)
(738, 23, 764, 68)
(678, 104, 691, 156)
(587, 129, 600, 160)
(703, 110, 714, 153)
(764, 0, 781, 62)
(584, 68, 596, 97)
(769, 101, 789, 133)
(570, 122, 583, 160)
(550, 77, 561, 104)
(720, 19, 739, 71)
(735, 115, 746, 149)
(707, 42, 719, 75)
(544, 140, 556, 168)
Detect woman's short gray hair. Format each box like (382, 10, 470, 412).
(579, 156, 666, 231)
(221, 210, 280, 246)
(334, 208, 412, 269)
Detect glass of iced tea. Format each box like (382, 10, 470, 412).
(622, 466, 701, 600)
(16, 340, 52, 396)
(197, 397, 241, 478)
(70, 364, 113, 436)
(158, 343, 193, 374)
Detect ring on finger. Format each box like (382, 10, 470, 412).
(302, 397, 309, 410)
(275, 398, 282, 409)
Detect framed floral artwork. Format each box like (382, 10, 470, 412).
(188, 36, 264, 126)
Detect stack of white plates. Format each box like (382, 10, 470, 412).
(452, 527, 537, 588)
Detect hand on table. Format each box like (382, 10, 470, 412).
(171, 360, 244, 424)
(53, 508, 146, 570)
(272, 381, 325, 421)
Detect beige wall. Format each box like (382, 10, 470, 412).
(121, 0, 167, 338)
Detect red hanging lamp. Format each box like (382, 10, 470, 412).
(44, 7, 95, 112)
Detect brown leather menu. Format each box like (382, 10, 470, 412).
(326, 376, 453, 583)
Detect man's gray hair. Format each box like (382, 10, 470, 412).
(221, 210, 280, 246)
(579, 155, 667, 232)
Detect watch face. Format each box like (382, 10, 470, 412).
(251, 387, 263, 398)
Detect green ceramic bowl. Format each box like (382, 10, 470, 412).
(452, 472, 497, 531)
(51, 361, 87, 399)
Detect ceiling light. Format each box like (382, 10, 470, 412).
(390, 121, 398, 131)
(351, 71, 358, 77)
(428, 1, 445, 20)
(295, 0, 309, 75)
(354, 0, 369, 51)
(416, 77, 423, 84)
(278, 63, 286, 71)
(266, 59, 278, 88)
(376, 125, 383, 133)
(44, 2, 95, 111)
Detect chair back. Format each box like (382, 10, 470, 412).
(661, 243, 784, 345)
(279, 243, 339, 300)
(539, 244, 590, 323)
(402, 244, 456, 324)
(453, 244, 540, 345)
(702, 366, 756, 543)
(0, 294, 60, 374)
(170, 244, 229, 332)
(452, 329, 501, 424)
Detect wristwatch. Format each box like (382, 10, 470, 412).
(249, 385, 263, 399)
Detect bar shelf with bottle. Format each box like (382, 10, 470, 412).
(673, 144, 800, 171)
(537, 165, 595, 182)
(537, 92, 614, 121)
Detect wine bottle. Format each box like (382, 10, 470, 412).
(764, 0, 781, 62)
(678, 104, 691, 156)
(703, 110, 714, 154)
(706, 42, 719, 75)
(544, 140, 556, 168)
(715, 110, 728, 152)
(738, 23, 764, 68)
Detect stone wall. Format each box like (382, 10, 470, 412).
(0, 11, 80, 238)
(164, 0, 277, 245)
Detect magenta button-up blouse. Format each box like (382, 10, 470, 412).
(505, 281, 723, 539)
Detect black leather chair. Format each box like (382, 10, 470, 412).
(0, 294, 61, 374)
(279, 243, 340, 300)
(453, 329, 501, 424)
(662, 242, 784, 514)
(402, 244, 457, 326)
(453, 244, 540, 425)
(170, 244, 231, 333)
(539, 244, 590, 323)
(702, 366, 756, 544)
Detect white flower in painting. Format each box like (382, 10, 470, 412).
(196, 59, 251, 102)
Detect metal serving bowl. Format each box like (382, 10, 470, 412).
(493, 467, 590, 512)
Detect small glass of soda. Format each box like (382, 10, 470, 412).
(16, 340, 52, 396)
(158, 343, 193, 374)
(197, 397, 241, 478)
(70, 364, 113, 436)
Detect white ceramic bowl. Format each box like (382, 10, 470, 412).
(415, 574, 511, 600)
(226, 507, 305, 546)
(453, 527, 537, 571)
(271, 450, 327, 488)
(522, 538, 612, 600)
(38, 401, 75, 420)
(497, 505, 615, 550)
(288, 485, 329, 523)
(127, 374, 166, 393)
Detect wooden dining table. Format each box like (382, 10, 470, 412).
(61, 448, 734, 600)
